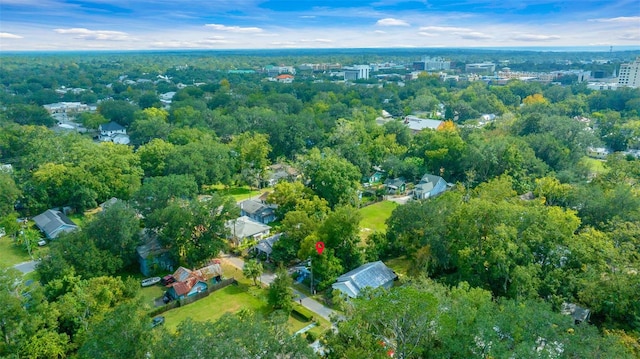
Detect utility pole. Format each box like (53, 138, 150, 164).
(309, 257, 313, 294)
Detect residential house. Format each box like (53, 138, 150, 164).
(561, 302, 591, 324)
(165, 262, 223, 300)
(98, 121, 130, 145)
(384, 177, 406, 195)
(274, 74, 294, 83)
(587, 147, 610, 159)
(403, 116, 443, 134)
(136, 234, 174, 276)
(413, 174, 449, 200)
(32, 209, 78, 239)
(239, 199, 276, 224)
(252, 233, 282, 260)
(225, 216, 271, 246)
(265, 163, 299, 187)
(363, 170, 384, 185)
(332, 261, 397, 298)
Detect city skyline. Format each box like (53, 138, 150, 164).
(1, 0, 639, 51)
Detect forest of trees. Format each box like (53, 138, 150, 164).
(1, 49, 639, 358)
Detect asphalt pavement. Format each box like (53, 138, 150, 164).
(13, 260, 38, 274)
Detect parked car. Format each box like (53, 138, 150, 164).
(161, 275, 175, 285)
(151, 316, 165, 328)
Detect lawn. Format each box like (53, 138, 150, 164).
(385, 256, 412, 280)
(204, 184, 272, 202)
(358, 200, 398, 240)
(580, 156, 608, 176)
(161, 282, 270, 331)
(0, 236, 48, 268)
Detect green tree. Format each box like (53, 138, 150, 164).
(148, 195, 238, 267)
(152, 313, 314, 358)
(0, 172, 20, 217)
(77, 302, 151, 359)
(136, 138, 176, 177)
(98, 100, 138, 126)
(243, 259, 264, 286)
(268, 265, 294, 312)
(84, 201, 141, 268)
(302, 148, 361, 208)
(230, 132, 272, 188)
(133, 174, 198, 217)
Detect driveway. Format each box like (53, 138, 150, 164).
(387, 195, 412, 204)
(13, 260, 39, 274)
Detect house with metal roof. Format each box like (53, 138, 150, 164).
(32, 209, 78, 239)
(332, 261, 397, 298)
(225, 216, 271, 246)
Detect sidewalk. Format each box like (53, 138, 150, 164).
(220, 254, 337, 321)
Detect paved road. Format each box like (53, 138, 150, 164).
(220, 254, 337, 321)
(13, 260, 38, 274)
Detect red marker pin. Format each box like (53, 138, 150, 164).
(315, 241, 325, 255)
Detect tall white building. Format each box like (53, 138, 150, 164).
(618, 57, 640, 88)
(343, 65, 370, 81)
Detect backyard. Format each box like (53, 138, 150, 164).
(358, 200, 398, 240)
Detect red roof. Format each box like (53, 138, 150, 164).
(276, 74, 294, 79)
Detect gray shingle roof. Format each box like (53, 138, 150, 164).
(32, 209, 78, 239)
(100, 121, 125, 132)
(253, 233, 282, 255)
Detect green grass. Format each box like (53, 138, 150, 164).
(358, 201, 398, 240)
(0, 236, 48, 268)
(139, 284, 165, 307)
(580, 156, 608, 175)
(385, 256, 412, 280)
(205, 184, 272, 202)
(162, 282, 270, 331)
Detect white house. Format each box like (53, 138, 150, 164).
(99, 122, 130, 145)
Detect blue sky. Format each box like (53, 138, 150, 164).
(0, 0, 638, 51)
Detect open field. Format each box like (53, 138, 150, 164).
(358, 200, 398, 240)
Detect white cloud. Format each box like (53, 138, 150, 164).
(417, 32, 436, 37)
(419, 26, 471, 32)
(590, 16, 640, 23)
(205, 24, 263, 33)
(374, 30, 387, 34)
(54, 28, 130, 41)
(0, 32, 23, 39)
(456, 31, 493, 40)
(300, 15, 316, 19)
(511, 33, 560, 41)
(299, 38, 333, 43)
(620, 33, 640, 41)
(376, 18, 410, 26)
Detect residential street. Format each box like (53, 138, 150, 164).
(220, 253, 338, 321)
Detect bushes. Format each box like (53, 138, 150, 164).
(291, 304, 314, 322)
